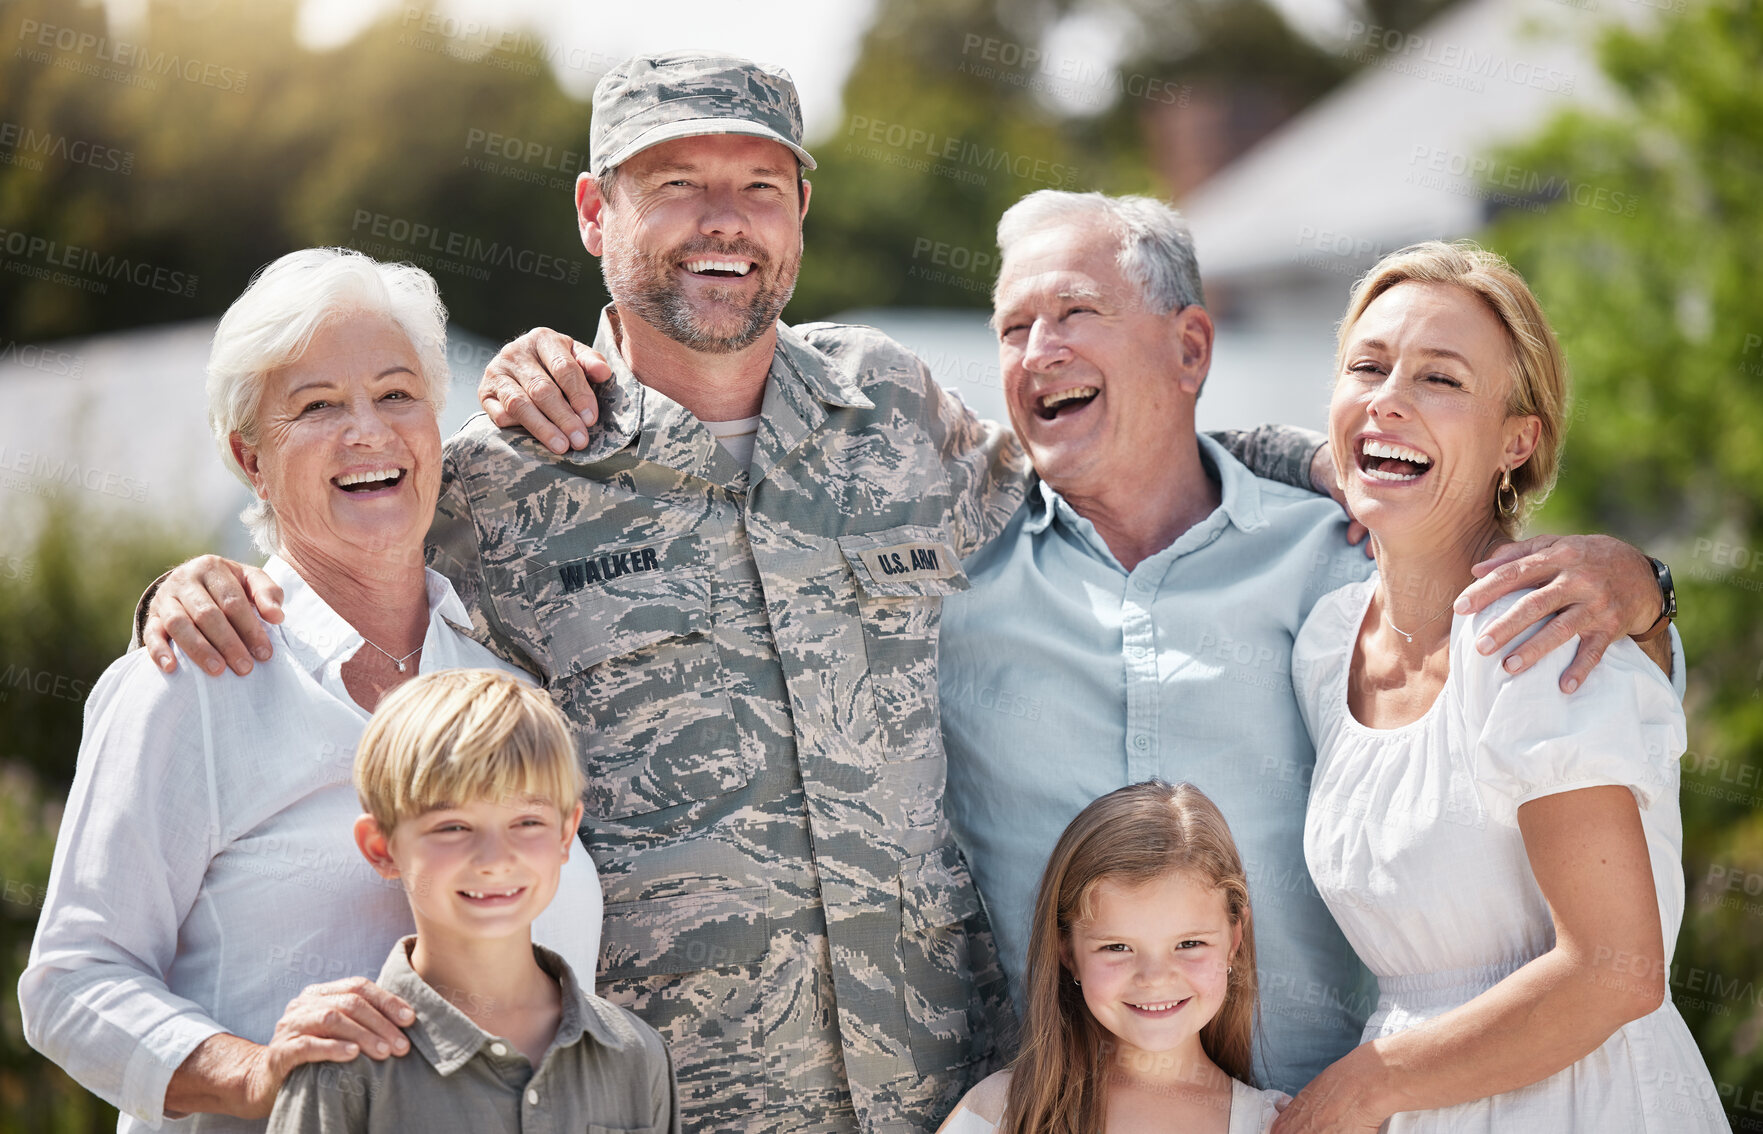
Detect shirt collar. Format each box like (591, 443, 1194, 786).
(264, 556, 476, 682)
(265, 556, 365, 675)
(574, 305, 874, 485)
(771, 320, 875, 411)
(1200, 431, 1268, 533)
(1022, 432, 1269, 542)
(377, 935, 643, 1077)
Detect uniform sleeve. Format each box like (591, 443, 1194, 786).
(128, 569, 174, 650)
(921, 368, 1031, 559)
(1455, 594, 1685, 809)
(427, 445, 544, 676)
(19, 654, 225, 1127)
(1205, 425, 1327, 493)
(265, 1058, 370, 1134)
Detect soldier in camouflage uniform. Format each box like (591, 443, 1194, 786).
(138, 51, 1323, 1131)
(425, 53, 1029, 1131)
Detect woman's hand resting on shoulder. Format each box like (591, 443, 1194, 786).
(165, 977, 415, 1119)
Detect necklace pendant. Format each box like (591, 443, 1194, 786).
(397, 661, 407, 672)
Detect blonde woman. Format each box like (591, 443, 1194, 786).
(1278, 242, 1722, 1131)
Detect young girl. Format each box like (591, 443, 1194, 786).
(941, 780, 1288, 1134)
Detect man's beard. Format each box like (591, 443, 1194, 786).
(602, 231, 800, 355)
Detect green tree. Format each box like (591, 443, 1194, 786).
(0, 0, 605, 344)
(0, 0, 1459, 341)
(795, 0, 1456, 320)
(0, 505, 200, 1130)
(1486, 0, 1763, 1114)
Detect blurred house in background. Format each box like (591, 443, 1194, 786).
(1178, 0, 1634, 431)
(837, 0, 1634, 443)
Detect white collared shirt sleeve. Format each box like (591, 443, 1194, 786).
(21, 651, 225, 1128)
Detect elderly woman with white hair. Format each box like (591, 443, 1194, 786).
(20, 248, 603, 1133)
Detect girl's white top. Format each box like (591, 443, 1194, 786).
(21, 556, 604, 1133)
(942, 1075, 1287, 1133)
(1292, 576, 1725, 1131)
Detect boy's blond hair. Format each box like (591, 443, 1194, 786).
(354, 669, 583, 832)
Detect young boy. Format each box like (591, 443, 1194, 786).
(268, 669, 677, 1133)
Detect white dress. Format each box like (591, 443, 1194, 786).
(1293, 578, 1726, 1131)
(941, 1077, 1287, 1133)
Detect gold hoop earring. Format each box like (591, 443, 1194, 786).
(1496, 468, 1519, 518)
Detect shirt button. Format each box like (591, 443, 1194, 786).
(489, 1042, 507, 1057)
(526, 1088, 540, 1106)
(1133, 734, 1150, 751)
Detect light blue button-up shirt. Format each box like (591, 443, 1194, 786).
(939, 433, 1377, 1094)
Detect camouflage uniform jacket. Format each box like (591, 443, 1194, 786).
(429, 308, 1028, 1134)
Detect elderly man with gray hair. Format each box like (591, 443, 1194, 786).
(937, 189, 1683, 1096)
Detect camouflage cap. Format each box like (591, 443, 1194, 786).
(590, 50, 817, 178)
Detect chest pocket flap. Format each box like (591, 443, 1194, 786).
(523, 545, 748, 820)
(838, 524, 969, 599)
(837, 525, 968, 763)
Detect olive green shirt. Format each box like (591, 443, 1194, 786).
(267, 937, 677, 1134)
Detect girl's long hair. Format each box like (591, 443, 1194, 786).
(1000, 780, 1259, 1134)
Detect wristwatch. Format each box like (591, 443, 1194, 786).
(1636, 556, 1676, 642)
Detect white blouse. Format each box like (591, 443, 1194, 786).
(21, 557, 604, 1134)
(1293, 577, 1726, 1131)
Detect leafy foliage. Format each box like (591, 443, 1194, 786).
(1487, 0, 1763, 1111)
(0, 505, 199, 1131)
(0, 0, 604, 344)
(0, 0, 1402, 338)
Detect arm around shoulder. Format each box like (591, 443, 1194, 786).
(919, 366, 1030, 558)
(1207, 424, 1326, 492)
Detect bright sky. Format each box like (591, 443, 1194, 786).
(302, 0, 887, 140)
(104, 0, 1358, 140)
